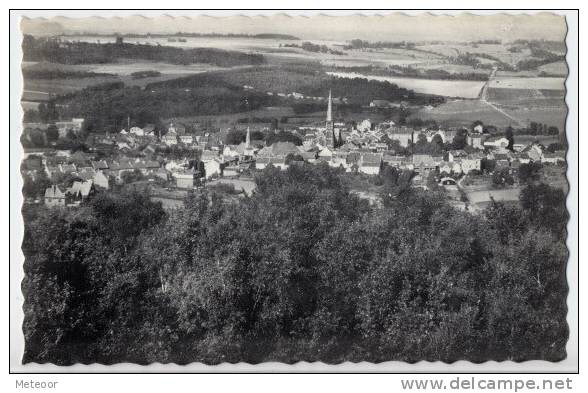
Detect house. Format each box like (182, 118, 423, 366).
(467, 133, 484, 149)
(447, 150, 467, 162)
(412, 154, 438, 174)
(75, 167, 97, 182)
(512, 143, 526, 152)
(107, 159, 135, 179)
(359, 153, 382, 175)
(300, 151, 317, 163)
(161, 134, 178, 146)
(330, 152, 350, 170)
(167, 122, 186, 136)
(357, 119, 372, 132)
(44, 185, 66, 207)
(59, 163, 77, 175)
(173, 171, 198, 189)
(461, 156, 483, 173)
(179, 135, 194, 145)
(55, 118, 84, 138)
(318, 147, 334, 159)
(165, 160, 188, 172)
(117, 141, 132, 151)
(93, 171, 110, 189)
(129, 127, 144, 136)
(255, 157, 271, 170)
(91, 160, 109, 171)
(270, 142, 300, 158)
(223, 165, 240, 177)
(132, 159, 160, 175)
(144, 124, 156, 136)
(382, 153, 407, 168)
(386, 126, 414, 147)
(484, 136, 510, 149)
(222, 146, 241, 162)
(66, 180, 94, 205)
(203, 159, 222, 179)
(426, 129, 447, 143)
(439, 161, 462, 175)
(522, 143, 544, 162)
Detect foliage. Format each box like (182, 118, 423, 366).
(22, 166, 568, 364)
(22, 68, 115, 79)
(22, 171, 52, 198)
(518, 162, 543, 184)
(265, 131, 303, 146)
(492, 168, 515, 187)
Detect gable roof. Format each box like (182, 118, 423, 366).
(45, 185, 65, 199)
(271, 142, 300, 156)
(68, 180, 93, 197)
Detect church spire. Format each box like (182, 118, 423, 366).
(326, 89, 332, 122)
(245, 127, 251, 148)
(325, 90, 335, 147)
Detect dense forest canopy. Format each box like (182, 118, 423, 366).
(22, 164, 568, 364)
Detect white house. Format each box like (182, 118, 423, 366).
(129, 127, 144, 136)
(484, 137, 510, 149)
(162, 134, 178, 146)
(203, 159, 221, 179)
(44, 185, 66, 207)
(357, 119, 372, 132)
(461, 157, 483, 173)
(93, 171, 110, 189)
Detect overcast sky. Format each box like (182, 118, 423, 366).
(20, 12, 567, 42)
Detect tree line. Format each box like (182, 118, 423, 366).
(22, 35, 265, 67)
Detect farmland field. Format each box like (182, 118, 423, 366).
(538, 60, 568, 76)
(488, 77, 565, 90)
(416, 43, 533, 67)
(412, 97, 567, 130)
(410, 99, 518, 127)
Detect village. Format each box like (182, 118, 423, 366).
(21, 90, 567, 211)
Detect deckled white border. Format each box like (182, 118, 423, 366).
(9, 9, 579, 373)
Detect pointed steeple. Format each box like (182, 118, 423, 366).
(326, 90, 332, 122)
(245, 127, 251, 148)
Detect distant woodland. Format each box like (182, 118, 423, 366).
(22, 35, 266, 67)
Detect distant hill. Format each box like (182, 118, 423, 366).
(57, 32, 300, 40)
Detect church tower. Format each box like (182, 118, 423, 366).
(326, 90, 335, 147)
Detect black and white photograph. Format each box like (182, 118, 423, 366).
(9, 8, 579, 376)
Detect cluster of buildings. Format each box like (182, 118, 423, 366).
(23, 90, 566, 208)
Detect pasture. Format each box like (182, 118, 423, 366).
(410, 99, 517, 127)
(488, 77, 565, 90)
